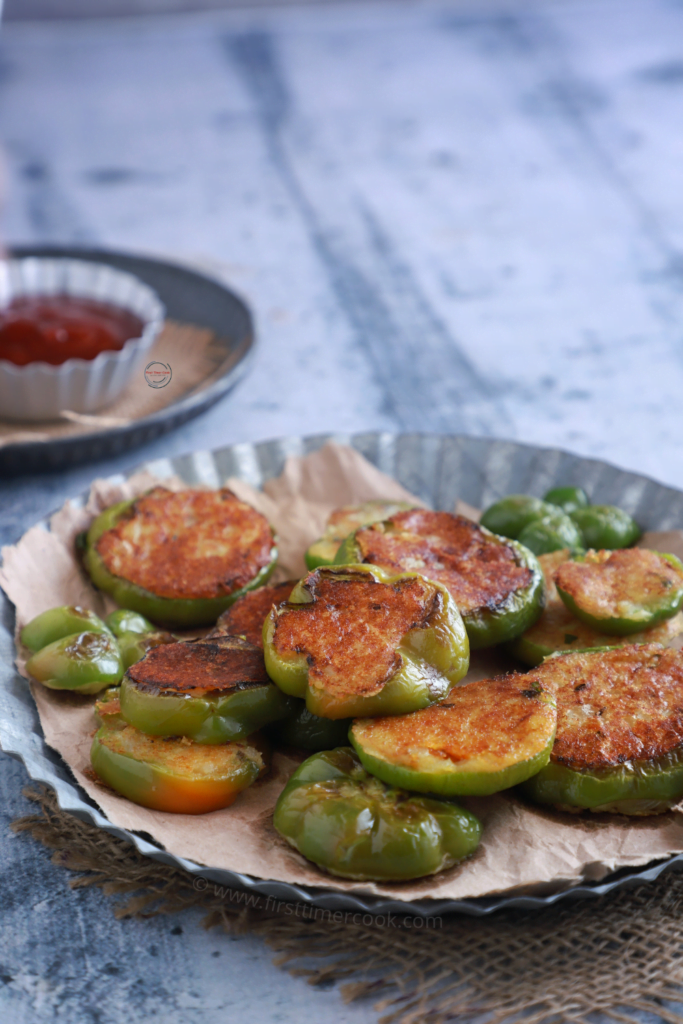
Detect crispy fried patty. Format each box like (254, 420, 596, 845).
(352, 673, 555, 775)
(529, 551, 683, 653)
(355, 510, 533, 614)
(127, 635, 270, 697)
(96, 487, 274, 601)
(215, 581, 297, 646)
(534, 645, 683, 771)
(271, 569, 441, 700)
(555, 548, 683, 620)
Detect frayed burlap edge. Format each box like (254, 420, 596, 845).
(11, 785, 683, 1024)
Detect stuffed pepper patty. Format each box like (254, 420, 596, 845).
(336, 510, 544, 648)
(264, 564, 469, 720)
(84, 487, 277, 628)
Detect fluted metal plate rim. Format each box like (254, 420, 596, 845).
(3, 431, 683, 917)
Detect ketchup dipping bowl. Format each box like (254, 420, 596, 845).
(0, 257, 165, 421)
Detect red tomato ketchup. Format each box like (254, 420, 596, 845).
(0, 296, 145, 366)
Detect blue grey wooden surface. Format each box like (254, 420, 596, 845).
(2, 0, 683, 1020)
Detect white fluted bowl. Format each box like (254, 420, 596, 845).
(0, 258, 165, 422)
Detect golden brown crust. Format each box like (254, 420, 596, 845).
(127, 635, 270, 697)
(354, 674, 555, 773)
(96, 487, 274, 601)
(271, 569, 440, 699)
(99, 724, 266, 779)
(355, 510, 533, 615)
(535, 645, 683, 770)
(554, 548, 683, 620)
(215, 581, 297, 646)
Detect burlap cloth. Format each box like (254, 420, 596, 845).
(12, 786, 683, 1024)
(0, 321, 227, 444)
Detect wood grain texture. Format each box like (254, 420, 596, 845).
(1, 0, 683, 1018)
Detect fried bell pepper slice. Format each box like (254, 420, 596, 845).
(305, 500, 416, 570)
(91, 690, 268, 814)
(120, 634, 295, 744)
(263, 564, 469, 719)
(268, 700, 352, 751)
(543, 486, 589, 515)
(350, 673, 556, 796)
(519, 644, 683, 814)
(21, 605, 111, 653)
(517, 508, 584, 555)
(569, 505, 641, 549)
(273, 747, 481, 881)
(335, 510, 544, 649)
(213, 580, 298, 646)
(479, 495, 556, 539)
(555, 548, 683, 636)
(84, 487, 277, 629)
(511, 550, 683, 666)
(26, 630, 123, 694)
(105, 609, 156, 637)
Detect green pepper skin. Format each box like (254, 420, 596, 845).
(273, 748, 482, 881)
(570, 505, 641, 549)
(519, 751, 683, 815)
(117, 630, 176, 670)
(120, 671, 295, 745)
(517, 510, 584, 555)
(26, 631, 124, 694)
(543, 486, 589, 515)
(336, 532, 545, 652)
(263, 564, 469, 719)
(84, 500, 277, 629)
(269, 701, 352, 751)
(479, 496, 555, 539)
(21, 606, 111, 653)
(106, 609, 156, 638)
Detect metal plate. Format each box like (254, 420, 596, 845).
(0, 246, 255, 475)
(3, 431, 683, 917)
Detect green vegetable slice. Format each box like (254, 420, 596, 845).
(26, 630, 123, 694)
(335, 510, 544, 649)
(21, 605, 110, 653)
(570, 505, 641, 549)
(120, 634, 294, 743)
(273, 747, 482, 881)
(510, 550, 683, 665)
(479, 496, 555, 539)
(92, 690, 269, 814)
(84, 487, 277, 629)
(517, 509, 584, 555)
(350, 673, 556, 796)
(263, 564, 469, 719)
(555, 548, 683, 636)
(519, 645, 683, 814)
(543, 486, 589, 515)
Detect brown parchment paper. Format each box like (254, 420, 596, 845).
(3, 441, 683, 902)
(0, 321, 226, 447)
